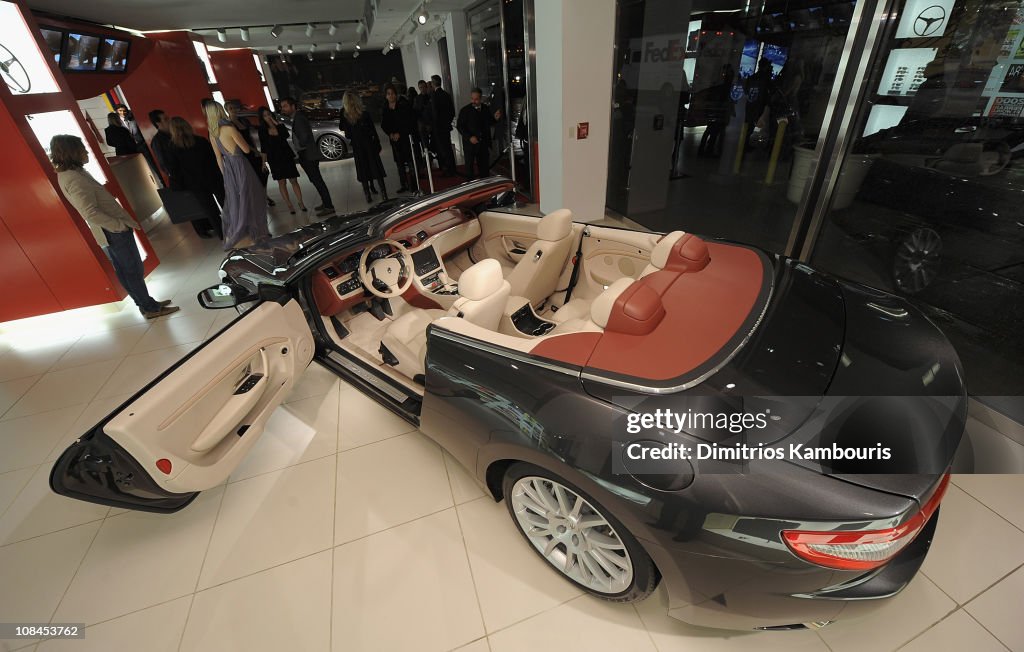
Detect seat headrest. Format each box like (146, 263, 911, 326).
(650, 231, 710, 273)
(537, 209, 573, 242)
(459, 258, 505, 301)
(590, 277, 635, 329)
(605, 280, 667, 336)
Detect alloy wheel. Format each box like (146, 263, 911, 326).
(509, 475, 634, 595)
(893, 227, 942, 294)
(319, 134, 346, 160)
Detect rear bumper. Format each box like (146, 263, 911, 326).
(644, 506, 940, 630)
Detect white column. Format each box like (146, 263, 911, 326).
(400, 42, 421, 89)
(534, 0, 616, 220)
(444, 12, 472, 107)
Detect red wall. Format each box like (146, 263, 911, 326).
(119, 31, 215, 144)
(0, 0, 158, 323)
(211, 49, 267, 111)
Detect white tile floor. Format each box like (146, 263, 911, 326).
(1, 160, 1022, 651)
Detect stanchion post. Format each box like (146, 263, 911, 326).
(733, 122, 748, 174)
(764, 118, 789, 185)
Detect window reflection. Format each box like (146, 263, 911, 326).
(812, 0, 1024, 395)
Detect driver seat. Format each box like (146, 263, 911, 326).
(380, 258, 511, 381)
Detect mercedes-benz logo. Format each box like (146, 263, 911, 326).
(0, 43, 32, 94)
(914, 5, 946, 37)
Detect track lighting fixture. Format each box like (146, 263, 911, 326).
(330, 51, 336, 60)
(240, 27, 250, 41)
(271, 24, 283, 38)
(307, 52, 314, 61)
(335, 42, 342, 51)
(216, 29, 226, 42)
(287, 44, 294, 53)
(305, 23, 315, 37)
(353, 50, 360, 58)
(417, 6, 429, 24)
(328, 23, 337, 36)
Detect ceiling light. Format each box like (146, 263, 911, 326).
(328, 23, 337, 36)
(330, 51, 336, 60)
(424, 36, 431, 46)
(240, 27, 250, 41)
(305, 23, 315, 37)
(287, 44, 294, 53)
(307, 52, 313, 61)
(271, 24, 283, 38)
(417, 6, 429, 24)
(355, 43, 361, 50)
(353, 50, 360, 58)
(356, 22, 365, 35)
(335, 42, 342, 51)
(216, 29, 227, 42)
(310, 43, 317, 52)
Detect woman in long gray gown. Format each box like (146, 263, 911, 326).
(204, 100, 269, 249)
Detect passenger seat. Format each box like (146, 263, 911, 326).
(505, 209, 575, 309)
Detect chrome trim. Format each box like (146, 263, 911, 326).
(326, 351, 411, 402)
(788, 0, 889, 259)
(429, 326, 579, 378)
(581, 270, 775, 395)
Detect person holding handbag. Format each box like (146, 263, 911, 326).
(50, 134, 178, 319)
(340, 91, 388, 203)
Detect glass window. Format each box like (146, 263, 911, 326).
(192, 40, 218, 84)
(810, 0, 1024, 394)
(26, 109, 107, 184)
(0, 0, 60, 94)
(607, 0, 858, 253)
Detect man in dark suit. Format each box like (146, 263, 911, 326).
(116, 104, 162, 185)
(429, 75, 457, 176)
(280, 96, 334, 216)
(457, 88, 499, 180)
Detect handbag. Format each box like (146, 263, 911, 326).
(158, 188, 217, 224)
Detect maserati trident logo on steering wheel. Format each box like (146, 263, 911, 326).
(0, 43, 32, 94)
(914, 5, 946, 37)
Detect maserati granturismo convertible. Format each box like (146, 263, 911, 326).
(51, 177, 966, 630)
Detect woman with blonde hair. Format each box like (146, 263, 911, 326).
(50, 134, 178, 318)
(204, 99, 268, 249)
(165, 116, 224, 239)
(340, 91, 388, 203)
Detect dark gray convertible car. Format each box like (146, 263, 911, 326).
(51, 177, 966, 630)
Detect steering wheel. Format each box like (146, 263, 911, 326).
(358, 239, 415, 299)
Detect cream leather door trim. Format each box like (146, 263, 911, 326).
(104, 299, 314, 494)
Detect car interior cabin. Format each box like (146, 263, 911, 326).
(307, 195, 771, 400)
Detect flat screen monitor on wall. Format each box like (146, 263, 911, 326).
(39, 27, 64, 64)
(61, 32, 101, 72)
(98, 38, 130, 72)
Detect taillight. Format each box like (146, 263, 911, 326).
(782, 473, 950, 571)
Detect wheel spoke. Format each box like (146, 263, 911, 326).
(577, 515, 608, 530)
(533, 479, 559, 513)
(594, 547, 631, 570)
(543, 538, 560, 558)
(580, 550, 605, 583)
(589, 547, 621, 577)
(554, 484, 571, 515)
(517, 493, 548, 517)
(570, 495, 583, 519)
(585, 531, 625, 550)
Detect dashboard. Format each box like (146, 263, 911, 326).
(312, 208, 482, 316)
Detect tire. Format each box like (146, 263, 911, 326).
(318, 133, 347, 161)
(503, 462, 658, 602)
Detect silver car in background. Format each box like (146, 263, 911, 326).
(239, 108, 349, 162)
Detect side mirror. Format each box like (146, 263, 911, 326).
(198, 283, 255, 309)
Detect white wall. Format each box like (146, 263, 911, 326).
(400, 38, 443, 88)
(444, 12, 472, 108)
(78, 96, 115, 155)
(535, 0, 616, 220)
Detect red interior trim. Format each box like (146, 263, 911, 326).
(585, 243, 765, 381)
(531, 332, 603, 368)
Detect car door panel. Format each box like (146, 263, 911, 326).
(573, 226, 659, 301)
(51, 298, 314, 512)
(472, 210, 543, 269)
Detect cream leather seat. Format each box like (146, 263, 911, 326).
(381, 258, 511, 381)
(506, 209, 575, 309)
(549, 277, 635, 335)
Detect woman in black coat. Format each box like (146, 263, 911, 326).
(381, 83, 419, 194)
(164, 117, 224, 239)
(257, 106, 306, 215)
(340, 91, 388, 203)
(104, 112, 136, 156)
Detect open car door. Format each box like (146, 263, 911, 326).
(50, 295, 315, 513)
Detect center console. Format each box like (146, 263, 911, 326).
(501, 296, 556, 337)
(413, 246, 459, 296)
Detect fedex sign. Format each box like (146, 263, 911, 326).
(644, 38, 687, 63)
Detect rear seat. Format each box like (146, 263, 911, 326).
(551, 231, 710, 324)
